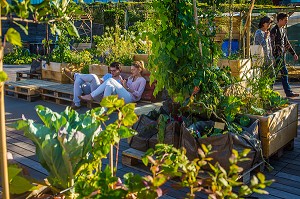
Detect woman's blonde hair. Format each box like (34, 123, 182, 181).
(132, 60, 145, 74)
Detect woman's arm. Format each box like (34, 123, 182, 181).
(128, 78, 146, 98)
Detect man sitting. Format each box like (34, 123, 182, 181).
(63, 62, 123, 110)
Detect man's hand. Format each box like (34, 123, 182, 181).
(294, 54, 299, 61)
(121, 79, 127, 88)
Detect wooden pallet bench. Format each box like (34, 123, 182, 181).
(16, 70, 42, 81)
(4, 79, 58, 102)
(40, 84, 74, 106)
(122, 148, 264, 184)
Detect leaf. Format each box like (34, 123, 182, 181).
(10, 176, 36, 194)
(153, 174, 167, 187)
(5, 28, 22, 47)
(118, 126, 136, 139)
(8, 166, 22, 181)
(66, 21, 79, 37)
(13, 21, 28, 35)
(0, 71, 8, 82)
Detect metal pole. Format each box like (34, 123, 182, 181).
(0, 7, 10, 198)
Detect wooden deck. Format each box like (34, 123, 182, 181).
(3, 83, 300, 199)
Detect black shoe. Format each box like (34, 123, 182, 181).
(286, 92, 299, 97)
(70, 104, 81, 110)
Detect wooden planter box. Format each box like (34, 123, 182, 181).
(89, 64, 109, 78)
(133, 54, 148, 64)
(41, 61, 71, 84)
(218, 58, 252, 80)
(248, 103, 298, 158)
(73, 42, 92, 51)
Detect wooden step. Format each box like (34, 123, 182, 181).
(16, 70, 42, 81)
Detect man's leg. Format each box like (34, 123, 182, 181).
(277, 57, 293, 96)
(73, 73, 100, 107)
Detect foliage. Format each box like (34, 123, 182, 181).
(75, 144, 273, 198)
(8, 164, 36, 194)
(13, 96, 137, 195)
(147, 0, 227, 103)
(94, 26, 143, 65)
(13, 105, 104, 191)
(3, 46, 37, 65)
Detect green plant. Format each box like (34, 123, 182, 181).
(94, 26, 140, 65)
(8, 164, 36, 194)
(147, 1, 230, 105)
(3, 46, 37, 64)
(75, 143, 273, 199)
(13, 95, 137, 197)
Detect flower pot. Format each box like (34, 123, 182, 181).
(41, 61, 71, 84)
(248, 103, 298, 158)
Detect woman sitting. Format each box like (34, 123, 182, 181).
(79, 61, 146, 104)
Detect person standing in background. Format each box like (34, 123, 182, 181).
(270, 13, 299, 97)
(254, 16, 274, 78)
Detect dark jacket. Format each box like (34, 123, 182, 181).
(270, 24, 296, 57)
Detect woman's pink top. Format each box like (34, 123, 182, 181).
(127, 76, 146, 102)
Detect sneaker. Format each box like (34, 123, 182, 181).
(79, 94, 93, 102)
(286, 92, 299, 97)
(63, 68, 74, 81)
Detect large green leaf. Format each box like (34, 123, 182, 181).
(10, 176, 36, 194)
(0, 71, 8, 82)
(5, 28, 22, 47)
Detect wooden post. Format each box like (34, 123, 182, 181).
(242, 0, 256, 58)
(0, 7, 10, 198)
(110, 145, 114, 176)
(193, 0, 202, 56)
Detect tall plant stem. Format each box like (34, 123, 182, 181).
(193, 0, 202, 56)
(0, 8, 10, 199)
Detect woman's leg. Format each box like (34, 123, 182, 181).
(90, 78, 132, 103)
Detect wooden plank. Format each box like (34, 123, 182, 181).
(7, 150, 48, 175)
(276, 172, 300, 183)
(6, 142, 38, 162)
(263, 187, 300, 198)
(6, 137, 36, 154)
(265, 173, 300, 189)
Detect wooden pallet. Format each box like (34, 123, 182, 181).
(4, 79, 55, 101)
(16, 70, 42, 81)
(122, 148, 264, 184)
(40, 84, 74, 106)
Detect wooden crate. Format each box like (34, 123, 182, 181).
(133, 54, 148, 64)
(72, 43, 92, 51)
(248, 103, 298, 158)
(218, 59, 252, 80)
(4, 79, 59, 102)
(42, 61, 71, 84)
(89, 64, 109, 77)
(16, 70, 42, 81)
(40, 83, 74, 106)
(214, 16, 242, 42)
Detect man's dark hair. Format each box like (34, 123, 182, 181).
(110, 62, 122, 71)
(277, 13, 288, 21)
